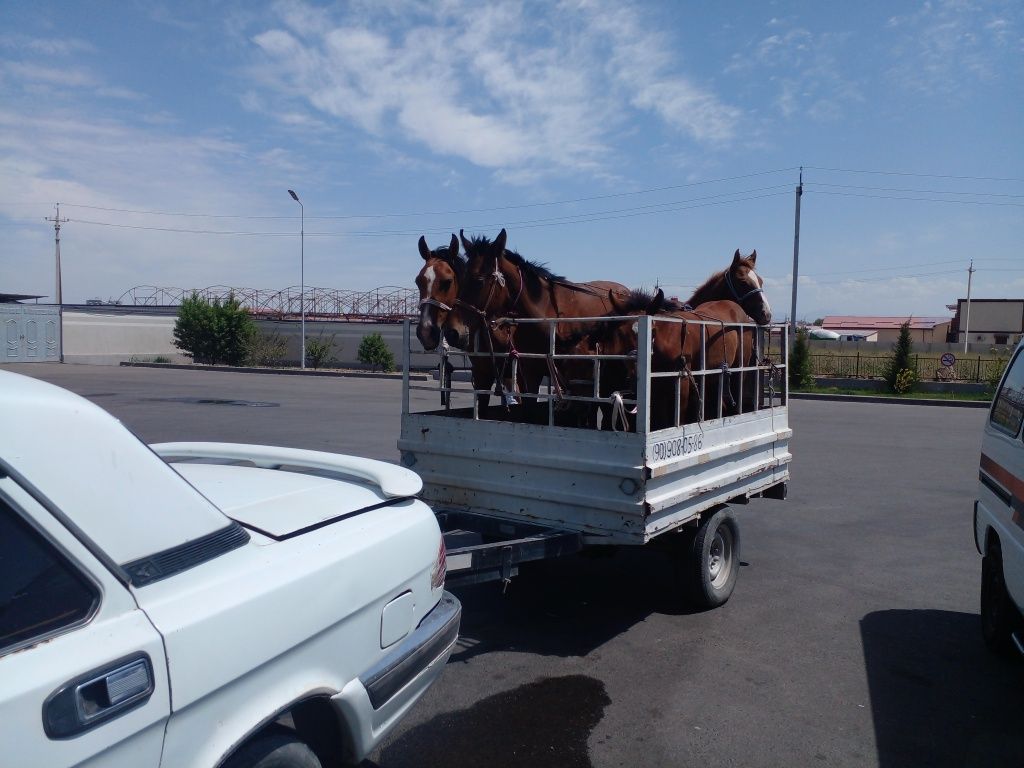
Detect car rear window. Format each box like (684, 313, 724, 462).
(990, 349, 1024, 438)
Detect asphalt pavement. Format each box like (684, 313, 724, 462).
(4, 363, 1021, 768)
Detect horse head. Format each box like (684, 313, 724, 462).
(445, 228, 512, 349)
(725, 250, 771, 325)
(415, 233, 461, 351)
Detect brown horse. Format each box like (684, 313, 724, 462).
(686, 249, 772, 326)
(647, 294, 756, 426)
(601, 289, 759, 430)
(415, 234, 461, 352)
(415, 234, 510, 411)
(445, 228, 629, 421)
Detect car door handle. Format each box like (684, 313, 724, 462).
(44, 654, 155, 739)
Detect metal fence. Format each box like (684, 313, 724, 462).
(810, 353, 1006, 383)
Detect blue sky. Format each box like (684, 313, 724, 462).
(1, 0, 1021, 320)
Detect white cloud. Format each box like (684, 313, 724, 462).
(0, 35, 95, 56)
(886, 0, 1023, 95)
(244, 0, 741, 179)
(727, 23, 862, 122)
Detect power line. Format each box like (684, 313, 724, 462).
(803, 166, 1024, 183)
(806, 182, 1024, 199)
(68, 189, 793, 237)
(807, 190, 1024, 207)
(48, 167, 800, 221)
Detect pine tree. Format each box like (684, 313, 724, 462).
(884, 320, 918, 393)
(789, 327, 813, 388)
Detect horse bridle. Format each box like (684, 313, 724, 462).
(725, 269, 764, 305)
(453, 255, 524, 329)
(419, 297, 452, 313)
(450, 256, 527, 409)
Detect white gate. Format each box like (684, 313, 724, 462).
(1, 305, 60, 362)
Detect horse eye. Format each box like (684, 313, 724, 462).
(440, 279, 453, 290)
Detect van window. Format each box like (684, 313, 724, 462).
(0, 500, 98, 654)
(990, 350, 1024, 438)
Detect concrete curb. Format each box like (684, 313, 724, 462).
(790, 391, 991, 409)
(120, 362, 430, 382)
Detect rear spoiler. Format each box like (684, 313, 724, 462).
(151, 442, 422, 499)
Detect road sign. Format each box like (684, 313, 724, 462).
(941, 352, 956, 367)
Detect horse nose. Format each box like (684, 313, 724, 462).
(418, 324, 440, 351)
(443, 327, 461, 347)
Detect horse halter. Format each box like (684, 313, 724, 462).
(453, 257, 524, 328)
(420, 297, 452, 312)
(725, 269, 764, 304)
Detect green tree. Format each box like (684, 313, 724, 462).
(305, 332, 340, 370)
(357, 332, 395, 372)
(884, 320, 917, 393)
(173, 292, 256, 365)
(789, 327, 814, 388)
(174, 293, 212, 363)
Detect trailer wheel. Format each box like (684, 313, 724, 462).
(681, 508, 740, 610)
(981, 538, 1017, 657)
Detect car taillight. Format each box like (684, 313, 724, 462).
(430, 537, 447, 590)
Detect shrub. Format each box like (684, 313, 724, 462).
(306, 332, 340, 370)
(986, 353, 1009, 393)
(173, 292, 256, 365)
(884, 321, 916, 393)
(893, 368, 919, 394)
(357, 332, 395, 372)
(245, 330, 289, 367)
(789, 327, 814, 388)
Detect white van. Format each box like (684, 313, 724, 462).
(976, 338, 1024, 655)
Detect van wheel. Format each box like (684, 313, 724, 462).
(678, 508, 740, 610)
(981, 539, 1017, 657)
(223, 730, 323, 768)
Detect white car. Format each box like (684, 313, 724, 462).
(0, 370, 460, 767)
(976, 338, 1024, 655)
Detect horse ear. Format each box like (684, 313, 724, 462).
(460, 229, 471, 253)
(609, 289, 626, 313)
(418, 235, 431, 261)
(732, 249, 742, 266)
(494, 228, 507, 254)
(449, 234, 459, 255)
(647, 288, 665, 315)
(748, 250, 757, 266)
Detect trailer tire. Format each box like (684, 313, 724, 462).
(681, 508, 740, 610)
(981, 537, 1018, 657)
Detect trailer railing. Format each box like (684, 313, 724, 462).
(402, 315, 788, 434)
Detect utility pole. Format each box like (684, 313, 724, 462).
(287, 190, 305, 369)
(789, 167, 803, 339)
(962, 259, 974, 353)
(44, 203, 69, 363)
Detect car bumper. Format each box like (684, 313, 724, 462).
(332, 592, 461, 762)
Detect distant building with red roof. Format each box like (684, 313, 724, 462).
(820, 316, 952, 344)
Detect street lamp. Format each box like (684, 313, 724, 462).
(288, 189, 305, 369)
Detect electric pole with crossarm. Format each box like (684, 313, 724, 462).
(44, 203, 69, 363)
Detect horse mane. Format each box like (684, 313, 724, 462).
(559, 287, 683, 350)
(686, 268, 727, 307)
(613, 287, 685, 315)
(462, 233, 566, 292)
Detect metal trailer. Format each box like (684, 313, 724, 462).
(398, 315, 792, 608)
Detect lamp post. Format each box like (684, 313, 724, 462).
(288, 189, 305, 369)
